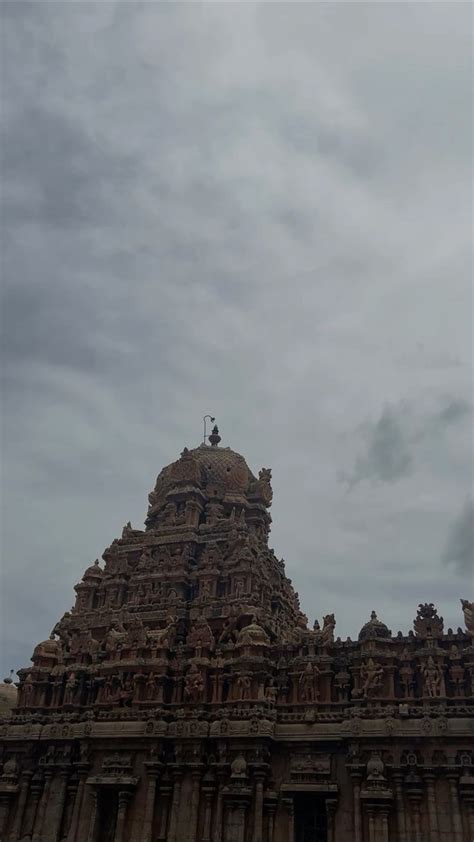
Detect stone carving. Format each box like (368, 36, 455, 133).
(63, 672, 78, 705)
(255, 467, 273, 505)
(265, 680, 278, 705)
(187, 617, 214, 656)
(298, 663, 320, 703)
(461, 599, 474, 636)
(360, 658, 384, 698)
(322, 613, 336, 645)
(236, 675, 252, 701)
(414, 603, 444, 639)
(421, 656, 443, 697)
(230, 753, 247, 779)
(1, 756, 19, 782)
(184, 664, 205, 703)
(105, 622, 127, 655)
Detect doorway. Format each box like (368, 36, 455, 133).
(294, 794, 327, 842)
(97, 789, 118, 842)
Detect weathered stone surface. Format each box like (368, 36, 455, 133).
(0, 427, 472, 841)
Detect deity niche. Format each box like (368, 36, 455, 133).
(233, 576, 246, 598)
(146, 672, 158, 700)
(146, 617, 176, 653)
(74, 589, 89, 612)
(421, 656, 443, 698)
(399, 662, 415, 699)
(184, 664, 205, 704)
(360, 658, 384, 698)
(230, 753, 247, 779)
(105, 622, 127, 656)
(20, 673, 34, 706)
(126, 617, 146, 648)
(63, 672, 78, 705)
(334, 668, 351, 702)
(298, 663, 320, 703)
(187, 618, 214, 657)
(198, 579, 213, 601)
(118, 677, 134, 707)
(265, 679, 278, 705)
(236, 674, 252, 701)
(449, 662, 465, 697)
(205, 501, 224, 526)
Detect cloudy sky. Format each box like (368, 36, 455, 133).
(1, 2, 472, 677)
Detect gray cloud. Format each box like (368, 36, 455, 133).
(1, 2, 472, 675)
(442, 500, 474, 575)
(344, 397, 472, 488)
(345, 403, 414, 487)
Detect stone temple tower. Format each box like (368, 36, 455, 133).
(0, 426, 473, 842)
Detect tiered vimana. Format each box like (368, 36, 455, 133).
(0, 425, 473, 842)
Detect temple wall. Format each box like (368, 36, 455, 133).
(1, 733, 473, 842)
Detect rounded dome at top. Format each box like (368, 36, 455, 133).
(33, 637, 61, 661)
(82, 559, 104, 581)
(0, 675, 17, 713)
(358, 611, 391, 641)
(147, 426, 270, 508)
(236, 620, 270, 648)
(188, 443, 255, 492)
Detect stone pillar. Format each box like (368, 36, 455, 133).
(213, 782, 225, 842)
(114, 790, 131, 842)
(142, 765, 160, 842)
(47, 768, 69, 841)
(235, 802, 246, 842)
(21, 774, 42, 840)
(448, 776, 463, 842)
(424, 772, 439, 842)
(167, 771, 183, 842)
(253, 774, 265, 842)
(325, 798, 337, 842)
(351, 772, 363, 842)
(63, 780, 79, 841)
(266, 802, 276, 842)
(393, 772, 407, 842)
(282, 798, 294, 842)
(467, 803, 474, 839)
(32, 769, 53, 842)
(86, 789, 99, 842)
(202, 789, 214, 842)
(66, 765, 89, 842)
(380, 810, 390, 842)
(188, 770, 202, 842)
(0, 795, 12, 838)
(408, 797, 422, 842)
(8, 771, 31, 842)
(367, 809, 375, 842)
(157, 783, 172, 841)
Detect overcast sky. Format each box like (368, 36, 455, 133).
(1, 2, 472, 678)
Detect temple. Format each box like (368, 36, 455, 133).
(0, 426, 473, 842)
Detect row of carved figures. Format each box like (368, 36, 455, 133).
(17, 650, 473, 710)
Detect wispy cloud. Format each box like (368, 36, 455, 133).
(442, 499, 474, 575)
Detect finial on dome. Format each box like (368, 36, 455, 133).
(208, 424, 221, 447)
